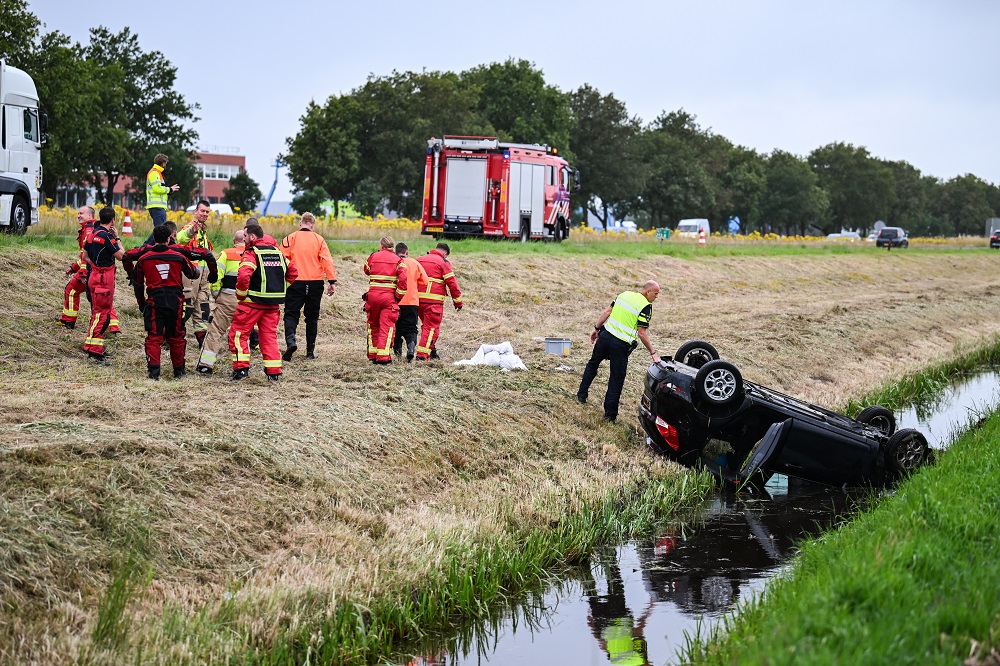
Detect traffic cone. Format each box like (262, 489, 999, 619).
(698, 228, 706, 246)
(122, 209, 133, 236)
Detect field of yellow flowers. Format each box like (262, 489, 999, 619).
(33, 205, 983, 248)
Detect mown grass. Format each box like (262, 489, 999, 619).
(4, 231, 1000, 664)
(680, 404, 1000, 665)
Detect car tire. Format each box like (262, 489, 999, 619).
(675, 340, 720, 368)
(856, 405, 896, 436)
(884, 428, 929, 479)
(695, 359, 744, 407)
(8, 196, 29, 235)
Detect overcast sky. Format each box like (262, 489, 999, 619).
(30, 0, 1000, 203)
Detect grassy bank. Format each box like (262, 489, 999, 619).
(4, 234, 1000, 663)
(681, 404, 1000, 665)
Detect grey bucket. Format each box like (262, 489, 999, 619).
(544, 338, 572, 355)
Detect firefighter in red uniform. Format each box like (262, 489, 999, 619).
(131, 225, 199, 380)
(59, 206, 95, 329)
(82, 207, 125, 362)
(363, 236, 407, 364)
(229, 221, 298, 381)
(415, 242, 463, 360)
(122, 222, 218, 284)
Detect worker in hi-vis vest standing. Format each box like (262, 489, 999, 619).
(145, 153, 179, 230)
(576, 280, 661, 422)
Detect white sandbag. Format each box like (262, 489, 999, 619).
(454, 341, 527, 371)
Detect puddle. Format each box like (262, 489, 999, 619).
(394, 368, 1000, 666)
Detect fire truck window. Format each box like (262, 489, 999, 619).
(561, 168, 569, 189)
(546, 165, 554, 186)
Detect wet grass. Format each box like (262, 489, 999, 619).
(680, 404, 1000, 665)
(846, 337, 1000, 416)
(141, 472, 714, 665)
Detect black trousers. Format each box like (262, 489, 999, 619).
(577, 331, 633, 421)
(393, 305, 419, 356)
(283, 280, 323, 350)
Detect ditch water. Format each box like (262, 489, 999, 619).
(394, 369, 1000, 666)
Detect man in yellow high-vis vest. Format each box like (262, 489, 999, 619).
(146, 153, 179, 230)
(577, 280, 661, 422)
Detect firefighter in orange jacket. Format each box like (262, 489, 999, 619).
(279, 212, 337, 361)
(392, 241, 428, 362)
(415, 242, 463, 361)
(364, 236, 408, 364)
(229, 221, 298, 381)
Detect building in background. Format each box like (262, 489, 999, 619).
(52, 147, 246, 209)
(195, 147, 245, 205)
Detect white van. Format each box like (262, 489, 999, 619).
(675, 218, 710, 238)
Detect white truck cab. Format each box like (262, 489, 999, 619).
(0, 60, 46, 234)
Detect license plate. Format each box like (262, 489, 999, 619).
(425, 226, 444, 233)
(641, 394, 651, 411)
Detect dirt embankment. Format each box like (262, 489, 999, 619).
(2, 244, 999, 661)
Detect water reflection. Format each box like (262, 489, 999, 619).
(394, 368, 1000, 666)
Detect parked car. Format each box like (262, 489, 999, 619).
(826, 231, 861, 242)
(675, 218, 710, 238)
(637, 340, 931, 488)
(875, 227, 908, 248)
(866, 232, 877, 242)
(990, 230, 1000, 249)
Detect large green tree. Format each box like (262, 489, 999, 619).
(84, 26, 199, 205)
(462, 59, 571, 152)
(721, 147, 767, 233)
(763, 150, 829, 235)
(568, 84, 643, 229)
(930, 174, 998, 236)
(0, 0, 39, 70)
(639, 112, 716, 228)
(223, 171, 263, 213)
(30, 31, 105, 194)
(284, 96, 363, 219)
(809, 142, 892, 234)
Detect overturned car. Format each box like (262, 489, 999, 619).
(638, 340, 931, 488)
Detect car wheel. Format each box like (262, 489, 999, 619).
(695, 360, 744, 407)
(675, 340, 720, 368)
(856, 405, 896, 435)
(8, 196, 29, 235)
(885, 428, 929, 478)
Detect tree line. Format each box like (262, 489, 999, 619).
(284, 61, 1000, 236)
(4, 0, 997, 233)
(0, 1, 262, 212)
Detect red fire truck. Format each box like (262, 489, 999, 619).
(421, 136, 578, 241)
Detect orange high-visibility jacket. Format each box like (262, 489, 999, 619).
(364, 248, 407, 300)
(398, 256, 428, 306)
(416, 249, 462, 306)
(279, 229, 337, 282)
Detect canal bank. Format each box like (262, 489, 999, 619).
(681, 402, 1000, 665)
(391, 344, 1000, 665)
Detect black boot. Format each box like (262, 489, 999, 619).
(283, 334, 297, 361)
(173, 366, 186, 379)
(148, 365, 160, 381)
(231, 368, 250, 381)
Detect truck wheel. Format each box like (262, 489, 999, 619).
(8, 196, 29, 235)
(856, 405, 896, 435)
(674, 340, 719, 368)
(519, 222, 529, 243)
(695, 360, 744, 407)
(884, 429, 928, 479)
(554, 219, 566, 243)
